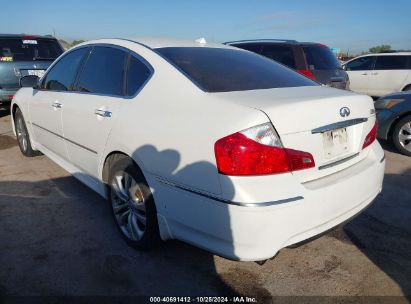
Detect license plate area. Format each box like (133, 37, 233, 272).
(28, 69, 45, 77)
(323, 128, 349, 159)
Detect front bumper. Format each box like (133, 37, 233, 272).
(153, 141, 385, 261)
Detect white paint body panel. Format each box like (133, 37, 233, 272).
(345, 53, 411, 97)
(11, 38, 385, 261)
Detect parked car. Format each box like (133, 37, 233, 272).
(225, 39, 349, 90)
(375, 91, 411, 156)
(11, 38, 385, 262)
(0, 34, 63, 109)
(343, 52, 411, 97)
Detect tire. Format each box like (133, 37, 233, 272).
(108, 157, 160, 249)
(392, 115, 411, 157)
(14, 108, 40, 157)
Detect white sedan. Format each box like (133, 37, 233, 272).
(11, 38, 385, 261)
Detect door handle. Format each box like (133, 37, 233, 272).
(51, 101, 62, 108)
(95, 109, 112, 117)
(361, 72, 368, 75)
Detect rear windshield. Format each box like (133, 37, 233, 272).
(0, 38, 63, 62)
(303, 45, 341, 70)
(156, 47, 316, 92)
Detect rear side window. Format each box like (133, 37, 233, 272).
(0, 38, 63, 62)
(303, 45, 341, 70)
(77, 46, 127, 96)
(126, 56, 151, 96)
(374, 56, 408, 70)
(232, 43, 262, 54)
(42, 48, 89, 91)
(260, 45, 296, 69)
(156, 47, 316, 93)
(345, 56, 375, 71)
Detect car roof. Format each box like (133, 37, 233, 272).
(126, 37, 233, 50)
(0, 33, 58, 39)
(224, 39, 325, 46)
(357, 52, 411, 56)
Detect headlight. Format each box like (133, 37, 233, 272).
(374, 98, 405, 110)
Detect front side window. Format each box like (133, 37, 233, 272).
(41, 47, 89, 91)
(260, 45, 296, 69)
(374, 55, 408, 70)
(77, 46, 127, 96)
(126, 55, 151, 96)
(156, 47, 316, 93)
(346, 56, 375, 71)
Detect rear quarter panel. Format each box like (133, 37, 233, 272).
(100, 40, 269, 196)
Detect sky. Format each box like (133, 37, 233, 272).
(2, 0, 410, 54)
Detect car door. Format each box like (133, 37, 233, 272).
(368, 55, 409, 96)
(61, 46, 128, 178)
(29, 47, 89, 159)
(344, 56, 375, 94)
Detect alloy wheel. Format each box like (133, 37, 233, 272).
(398, 120, 411, 152)
(16, 116, 28, 152)
(110, 171, 147, 241)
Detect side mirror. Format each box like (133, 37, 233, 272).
(342, 65, 347, 71)
(20, 75, 39, 88)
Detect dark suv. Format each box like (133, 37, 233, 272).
(225, 39, 349, 90)
(0, 34, 64, 109)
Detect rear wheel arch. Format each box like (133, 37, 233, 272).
(101, 151, 147, 183)
(102, 151, 132, 184)
(402, 84, 411, 91)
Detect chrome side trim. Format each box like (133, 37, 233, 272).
(311, 118, 368, 134)
(156, 177, 303, 207)
(32, 123, 97, 154)
(318, 152, 360, 170)
(380, 155, 385, 163)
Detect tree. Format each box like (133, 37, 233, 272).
(369, 45, 391, 53)
(71, 40, 86, 47)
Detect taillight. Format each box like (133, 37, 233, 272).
(297, 69, 315, 80)
(362, 120, 378, 149)
(214, 123, 315, 176)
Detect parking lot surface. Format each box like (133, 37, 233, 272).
(0, 109, 410, 299)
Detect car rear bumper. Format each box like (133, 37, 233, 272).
(0, 88, 18, 105)
(151, 141, 385, 261)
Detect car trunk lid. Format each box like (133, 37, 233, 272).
(213, 86, 376, 182)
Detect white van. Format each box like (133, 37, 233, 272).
(343, 52, 411, 97)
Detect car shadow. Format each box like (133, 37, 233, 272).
(0, 144, 272, 300)
(343, 167, 411, 296)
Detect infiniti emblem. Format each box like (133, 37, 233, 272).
(340, 107, 350, 117)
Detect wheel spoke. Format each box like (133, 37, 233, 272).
(117, 208, 130, 226)
(404, 140, 411, 150)
(113, 201, 129, 215)
(402, 124, 411, 135)
(135, 211, 146, 226)
(127, 212, 142, 240)
(113, 175, 129, 202)
(399, 133, 411, 142)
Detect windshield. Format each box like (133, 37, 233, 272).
(0, 38, 63, 62)
(156, 47, 317, 93)
(303, 45, 341, 70)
